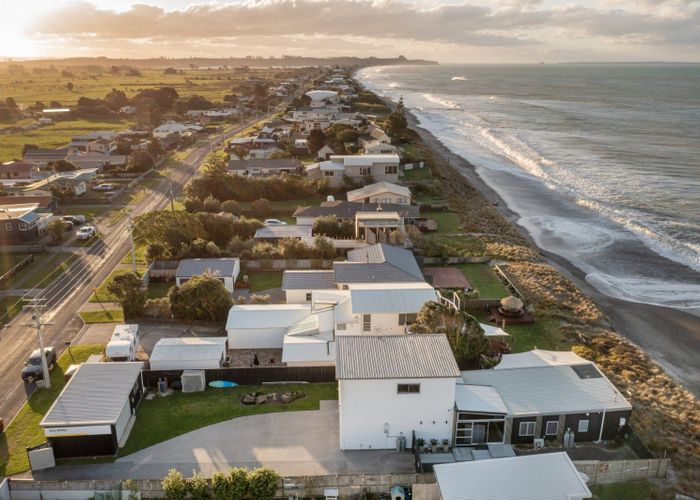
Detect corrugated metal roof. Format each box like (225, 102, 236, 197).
(254, 225, 313, 239)
(282, 270, 336, 290)
(150, 337, 227, 362)
(41, 362, 143, 427)
(329, 154, 399, 166)
(347, 244, 423, 278)
(348, 283, 437, 313)
(494, 349, 591, 370)
(292, 201, 419, 220)
(226, 304, 311, 329)
(176, 258, 239, 278)
(335, 334, 460, 380)
(455, 384, 508, 414)
(434, 453, 591, 500)
(461, 364, 632, 416)
(346, 181, 410, 201)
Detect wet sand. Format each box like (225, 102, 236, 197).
(406, 111, 700, 397)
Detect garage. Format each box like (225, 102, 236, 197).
(40, 362, 144, 458)
(149, 337, 228, 370)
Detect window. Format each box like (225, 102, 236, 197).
(359, 167, 371, 176)
(397, 384, 420, 394)
(305, 292, 312, 302)
(397, 198, 407, 204)
(578, 419, 589, 433)
(519, 421, 535, 436)
(4, 223, 12, 231)
(18, 223, 28, 231)
(336, 322, 347, 331)
(398, 313, 417, 326)
(545, 421, 559, 436)
(385, 165, 398, 175)
(362, 314, 371, 332)
(324, 171, 334, 177)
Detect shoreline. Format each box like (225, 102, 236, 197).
(354, 71, 700, 397)
(405, 110, 700, 397)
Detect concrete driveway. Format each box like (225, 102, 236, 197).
(32, 401, 414, 480)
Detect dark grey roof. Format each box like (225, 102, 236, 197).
(176, 258, 239, 278)
(23, 148, 70, 161)
(334, 263, 422, 284)
(41, 362, 144, 426)
(228, 159, 301, 171)
(282, 270, 335, 290)
(335, 334, 461, 380)
(347, 244, 423, 278)
(292, 201, 419, 220)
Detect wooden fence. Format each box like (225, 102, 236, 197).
(141, 365, 336, 388)
(0, 254, 34, 287)
(573, 458, 670, 485)
(242, 258, 334, 271)
(421, 256, 491, 265)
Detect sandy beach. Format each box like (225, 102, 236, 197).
(406, 110, 700, 397)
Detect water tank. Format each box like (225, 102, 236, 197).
(390, 485, 406, 500)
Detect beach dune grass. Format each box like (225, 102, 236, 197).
(0, 344, 104, 476)
(119, 383, 338, 457)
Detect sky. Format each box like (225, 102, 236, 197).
(1, 0, 699, 63)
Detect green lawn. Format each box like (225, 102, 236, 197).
(457, 263, 509, 298)
(119, 383, 338, 457)
(0, 253, 77, 290)
(248, 271, 283, 292)
(0, 296, 24, 324)
(121, 243, 148, 268)
(79, 308, 124, 323)
(401, 166, 432, 180)
(147, 281, 174, 299)
(0, 344, 104, 476)
(0, 254, 27, 276)
(57, 205, 110, 221)
(424, 211, 462, 235)
(590, 480, 663, 499)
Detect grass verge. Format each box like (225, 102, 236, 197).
(79, 309, 124, 323)
(119, 383, 338, 457)
(0, 344, 104, 476)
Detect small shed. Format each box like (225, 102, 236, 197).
(149, 337, 229, 370)
(175, 258, 240, 293)
(40, 362, 144, 458)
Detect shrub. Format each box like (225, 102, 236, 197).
(187, 472, 211, 500)
(229, 467, 249, 499)
(202, 195, 221, 213)
(168, 274, 233, 322)
(247, 467, 280, 500)
(144, 297, 171, 319)
(162, 469, 188, 500)
(312, 215, 353, 238)
(314, 235, 335, 260)
(221, 199, 242, 215)
(184, 197, 204, 213)
(250, 294, 271, 304)
(250, 198, 272, 218)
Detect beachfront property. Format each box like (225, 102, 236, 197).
(346, 181, 412, 205)
(362, 140, 398, 155)
(254, 224, 313, 243)
(175, 258, 241, 293)
(336, 334, 461, 450)
(293, 200, 419, 226)
(305, 154, 400, 188)
(227, 158, 301, 176)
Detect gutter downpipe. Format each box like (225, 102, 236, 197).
(597, 408, 606, 443)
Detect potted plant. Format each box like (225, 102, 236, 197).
(415, 437, 425, 452)
(430, 438, 439, 453)
(442, 438, 450, 453)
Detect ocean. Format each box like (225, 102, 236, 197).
(357, 64, 700, 312)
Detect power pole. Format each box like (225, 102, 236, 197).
(127, 215, 137, 274)
(169, 180, 175, 211)
(22, 299, 53, 389)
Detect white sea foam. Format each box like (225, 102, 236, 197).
(452, 76, 467, 81)
(422, 93, 461, 110)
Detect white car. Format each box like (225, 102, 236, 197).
(264, 219, 287, 226)
(76, 225, 96, 240)
(93, 183, 114, 192)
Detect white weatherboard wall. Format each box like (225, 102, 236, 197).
(339, 378, 456, 450)
(114, 398, 132, 443)
(340, 313, 407, 335)
(286, 289, 312, 304)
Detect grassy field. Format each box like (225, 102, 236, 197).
(248, 271, 283, 292)
(590, 480, 664, 499)
(457, 263, 509, 298)
(0, 253, 77, 290)
(0, 296, 24, 324)
(119, 383, 338, 457)
(79, 308, 124, 323)
(0, 344, 104, 476)
(0, 254, 26, 275)
(147, 281, 173, 299)
(0, 118, 131, 162)
(402, 166, 433, 180)
(424, 211, 462, 235)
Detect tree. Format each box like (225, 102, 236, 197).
(312, 215, 353, 238)
(385, 108, 408, 140)
(202, 195, 221, 213)
(133, 210, 207, 255)
(221, 199, 242, 215)
(50, 183, 75, 203)
(250, 198, 271, 218)
(49, 159, 77, 172)
(22, 144, 38, 155)
(168, 274, 233, 322)
(104, 88, 128, 110)
(163, 67, 177, 75)
(47, 218, 65, 244)
(147, 137, 163, 158)
(5, 97, 16, 109)
(66, 82, 74, 92)
(146, 242, 167, 262)
(201, 151, 229, 178)
(198, 213, 235, 247)
(314, 235, 335, 259)
(307, 129, 326, 155)
(126, 151, 154, 173)
(106, 272, 146, 319)
(444, 313, 489, 366)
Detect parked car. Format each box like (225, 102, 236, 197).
(21, 347, 56, 382)
(62, 215, 86, 224)
(76, 225, 97, 240)
(264, 219, 287, 226)
(93, 183, 114, 192)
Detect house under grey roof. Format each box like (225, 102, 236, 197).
(228, 159, 301, 171)
(282, 270, 336, 290)
(292, 201, 419, 221)
(334, 243, 424, 284)
(41, 362, 143, 427)
(335, 334, 461, 380)
(176, 258, 239, 278)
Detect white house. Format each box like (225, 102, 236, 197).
(305, 90, 340, 107)
(226, 304, 311, 349)
(316, 144, 336, 160)
(336, 334, 460, 450)
(306, 154, 400, 188)
(362, 140, 398, 155)
(347, 181, 411, 205)
(175, 258, 240, 293)
(153, 122, 203, 139)
(433, 453, 591, 500)
(149, 337, 228, 370)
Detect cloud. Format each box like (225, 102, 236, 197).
(25, 0, 700, 60)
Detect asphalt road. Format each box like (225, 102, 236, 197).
(0, 117, 269, 425)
